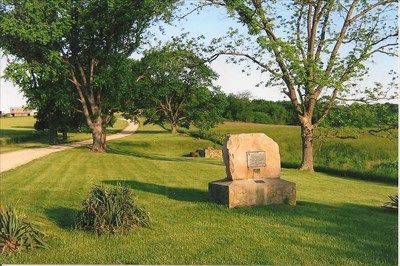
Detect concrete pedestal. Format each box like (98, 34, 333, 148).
(209, 178, 296, 208)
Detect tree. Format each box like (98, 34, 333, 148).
(0, 0, 177, 151)
(252, 99, 293, 125)
(223, 92, 254, 122)
(4, 60, 86, 144)
(34, 106, 86, 143)
(129, 44, 226, 133)
(206, 0, 398, 171)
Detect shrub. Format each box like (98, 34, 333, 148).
(0, 205, 47, 253)
(75, 186, 150, 235)
(383, 194, 398, 211)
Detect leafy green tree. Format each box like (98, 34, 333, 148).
(252, 100, 293, 125)
(223, 93, 297, 125)
(0, 0, 177, 151)
(206, 0, 397, 171)
(224, 92, 254, 122)
(321, 102, 398, 129)
(34, 106, 86, 143)
(130, 44, 226, 133)
(4, 60, 86, 144)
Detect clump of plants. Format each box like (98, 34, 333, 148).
(0, 205, 47, 253)
(383, 194, 398, 212)
(75, 186, 150, 235)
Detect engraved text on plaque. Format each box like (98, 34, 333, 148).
(246, 151, 266, 168)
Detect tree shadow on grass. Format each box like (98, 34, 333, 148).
(45, 207, 78, 230)
(11, 125, 35, 129)
(136, 130, 170, 135)
(107, 146, 223, 167)
(281, 162, 397, 185)
(103, 179, 208, 203)
(230, 200, 397, 263)
(108, 141, 153, 150)
(314, 166, 397, 185)
(0, 128, 47, 143)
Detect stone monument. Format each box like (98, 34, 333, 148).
(208, 133, 296, 208)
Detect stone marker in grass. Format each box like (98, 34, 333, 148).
(209, 133, 296, 208)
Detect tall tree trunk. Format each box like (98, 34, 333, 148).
(48, 114, 58, 144)
(62, 129, 68, 141)
(48, 124, 58, 144)
(299, 117, 314, 171)
(171, 123, 177, 134)
(69, 60, 108, 152)
(92, 119, 106, 152)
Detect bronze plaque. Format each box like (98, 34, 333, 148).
(246, 151, 266, 168)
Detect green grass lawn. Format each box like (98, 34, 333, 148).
(0, 124, 397, 264)
(208, 122, 398, 183)
(0, 116, 128, 153)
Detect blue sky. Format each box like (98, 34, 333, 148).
(0, 3, 397, 113)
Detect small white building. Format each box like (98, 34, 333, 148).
(9, 107, 35, 117)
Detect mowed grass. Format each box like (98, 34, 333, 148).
(0, 125, 397, 264)
(0, 116, 128, 153)
(0, 116, 47, 152)
(211, 122, 398, 183)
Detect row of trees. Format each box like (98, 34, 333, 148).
(3, 42, 227, 141)
(223, 92, 297, 125)
(1, 0, 397, 172)
(223, 92, 398, 128)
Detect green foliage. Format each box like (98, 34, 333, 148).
(223, 92, 298, 125)
(0, 205, 46, 253)
(0, 0, 178, 149)
(75, 186, 150, 235)
(3, 60, 85, 144)
(222, 92, 398, 129)
(383, 195, 398, 211)
(320, 102, 398, 129)
(210, 0, 397, 169)
(128, 43, 226, 132)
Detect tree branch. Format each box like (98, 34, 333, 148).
(208, 51, 279, 76)
(349, 0, 397, 23)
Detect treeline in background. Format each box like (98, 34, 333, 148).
(223, 92, 398, 128)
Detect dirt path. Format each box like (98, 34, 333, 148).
(0, 122, 138, 173)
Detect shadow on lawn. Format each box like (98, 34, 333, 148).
(42, 191, 397, 263)
(107, 145, 223, 167)
(45, 207, 78, 229)
(136, 130, 171, 135)
(104, 179, 208, 203)
(230, 200, 397, 262)
(0, 128, 46, 142)
(282, 162, 397, 185)
(10, 125, 35, 129)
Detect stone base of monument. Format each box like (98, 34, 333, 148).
(209, 178, 296, 208)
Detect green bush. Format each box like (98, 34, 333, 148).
(0, 205, 47, 253)
(75, 186, 150, 235)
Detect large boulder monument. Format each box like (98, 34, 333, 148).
(209, 133, 296, 208)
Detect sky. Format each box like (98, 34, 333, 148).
(0, 3, 397, 113)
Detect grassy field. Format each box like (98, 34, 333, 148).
(0, 124, 397, 264)
(207, 122, 398, 183)
(0, 116, 128, 153)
